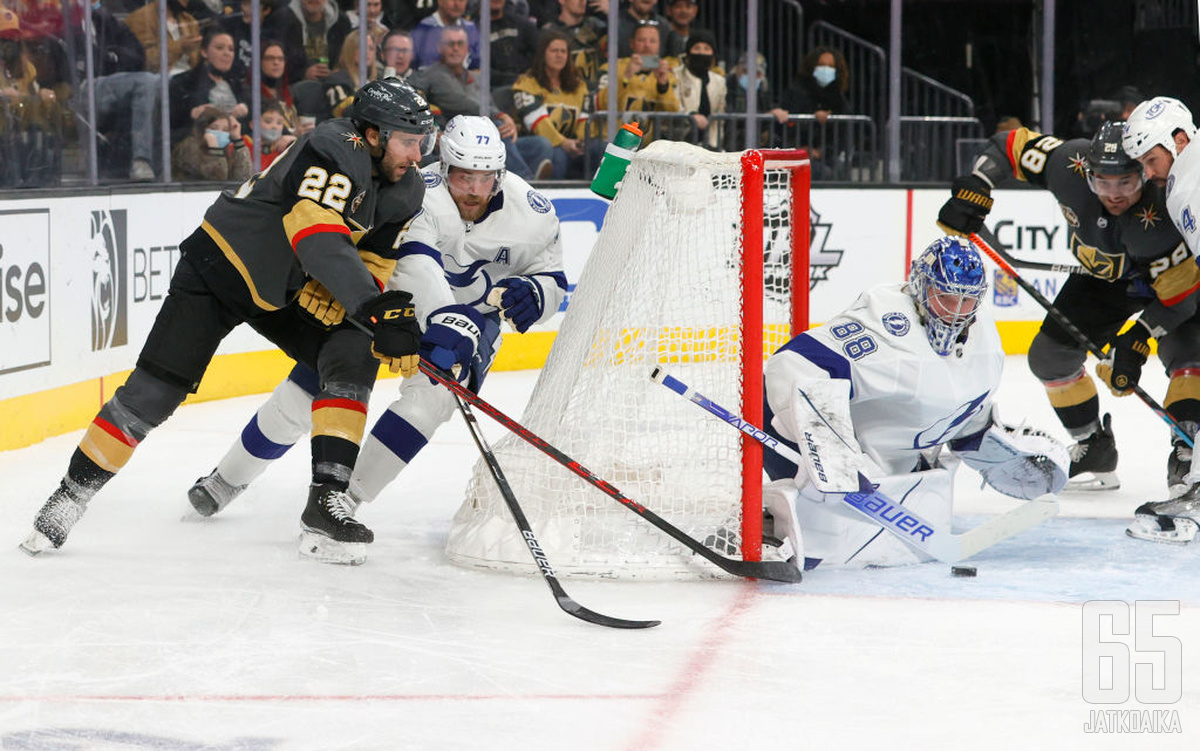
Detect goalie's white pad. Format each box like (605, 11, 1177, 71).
(786, 379, 865, 492)
(951, 418, 1069, 500)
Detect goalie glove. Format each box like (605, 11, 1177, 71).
(487, 276, 545, 333)
(950, 415, 1069, 500)
(358, 290, 421, 376)
(936, 174, 994, 236)
(1097, 319, 1153, 396)
(419, 305, 487, 384)
(296, 279, 345, 326)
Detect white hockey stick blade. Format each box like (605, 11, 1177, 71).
(651, 368, 1060, 565)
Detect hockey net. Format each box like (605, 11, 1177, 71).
(446, 141, 810, 579)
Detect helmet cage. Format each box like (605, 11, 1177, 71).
(438, 115, 507, 197)
(909, 236, 988, 356)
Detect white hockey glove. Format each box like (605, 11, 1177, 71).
(950, 414, 1069, 500)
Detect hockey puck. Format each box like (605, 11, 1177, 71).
(951, 566, 977, 577)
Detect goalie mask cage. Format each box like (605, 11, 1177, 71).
(447, 141, 810, 579)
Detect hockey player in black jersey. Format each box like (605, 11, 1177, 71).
(937, 121, 1200, 496)
(20, 78, 435, 558)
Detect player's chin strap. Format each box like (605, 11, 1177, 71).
(651, 368, 1060, 564)
(968, 228, 1193, 448)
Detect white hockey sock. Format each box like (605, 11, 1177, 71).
(216, 377, 314, 487)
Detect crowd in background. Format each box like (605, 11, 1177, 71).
(0, 0, 859, 187)
(7, 0, 1194, 189)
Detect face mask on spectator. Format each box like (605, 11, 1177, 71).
(207, 129, 232, 148)
(813, 65, 836, 87)
(261, 126, 283, 143)
(685, 53, 712, 78)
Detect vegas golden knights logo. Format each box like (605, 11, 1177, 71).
(89, 210, 128, 351)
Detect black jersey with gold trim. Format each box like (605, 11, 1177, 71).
(199, 117, 383, 316)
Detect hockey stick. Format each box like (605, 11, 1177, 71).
(968, 228, 1193, 447)
(451, 390, 660, 629)
(650, 368, 1059, 564)
(420, 359, 803, 583)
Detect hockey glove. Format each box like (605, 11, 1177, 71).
(1097, 319, 1153, 396)
(359, 290, 421, 377)
(489, 276, 545, 333)
(936, 174, 994, 236)
(420, 305, 487, 384)
(296, 279, 345, 326)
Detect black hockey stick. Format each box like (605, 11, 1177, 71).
(421, 359, 804, 583)
(969, 228, 1193, 446)
(991, 253, 1085, 275)
(451, 390, 660, 629)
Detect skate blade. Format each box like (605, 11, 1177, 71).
(298, 529, 367, 565)
(1064, 471, 1121, 492)
(19, 530, 54, 556)
(1126, 516, 1198, 545)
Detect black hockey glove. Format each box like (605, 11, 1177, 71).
(936, 174, 994, 236)
(359, 290, 421, 376)
(1097, 319, 1153, 396)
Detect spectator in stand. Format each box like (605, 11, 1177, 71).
(256, 41, 299, 130)
(379, 28, 415, 82)
(223, 0, 306, 84)
(540, 0, 606, 91)
(410, 0, 479, 70)
(126, 0, 204, 77)
(770, 45, 849, 177)
(250, 98, 296, 167)
(323, 29, 378, 117)
(411, 25, 552, 179)
(595, 19, 680, 138)
(672, 28, 722, 149)
(58, 1, 161, 181)
(723, 50, 768, 149)
(615, 0, 677, 58)
(345, 0, 388, 47)
(512, 29, 601, 178)
(663, 0, 695, 56)
(171, 104, 252, 180)
(487, 0, 539, 89)
(289, 0, 351, 82)
(0, 7, 60, 186)
(387, 0, 437, 33)
(168, 28, 248, 144)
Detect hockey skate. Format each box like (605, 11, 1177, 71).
(187, 470, 247, 518)
(20, 482, 88, 555)
(1126, 484, 1200, 545)
(298, 483, 373, 565)
(1065, 413, 1120, 491)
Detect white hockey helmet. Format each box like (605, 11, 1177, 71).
(1121, 96, 1197, 160)
(439, 115, 506, 196)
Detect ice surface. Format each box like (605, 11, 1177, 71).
(1, 358, 1196, 750)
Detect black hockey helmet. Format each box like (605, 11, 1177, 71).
(1086, 121, 1139, 176)
(348, 77, 436, 154)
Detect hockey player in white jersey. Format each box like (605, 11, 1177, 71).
(186, 115, 567, 563)
(762, 236, 1068, 569)
(1122, 97, 1200, 544)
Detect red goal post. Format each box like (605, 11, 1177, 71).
(448, 142, 811, 579)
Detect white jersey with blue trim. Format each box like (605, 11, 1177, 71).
(765, 283, 1006, 476)
(1166, 141, 1200, 256)
(387, 163, 566, 325)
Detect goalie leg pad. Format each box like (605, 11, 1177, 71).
(952, 421, 1069, 500)
(762, 479, 804, 569)
(795, 469, 954, 569)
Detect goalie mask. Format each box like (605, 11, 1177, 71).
(908, 236, 987, 356)
(1121, 96, 1197, 160)
(439, 115, 506, 197)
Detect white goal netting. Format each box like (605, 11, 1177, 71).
(447, 141, 808, 579)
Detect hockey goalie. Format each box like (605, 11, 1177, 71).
(761, 235, 1070, 569)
